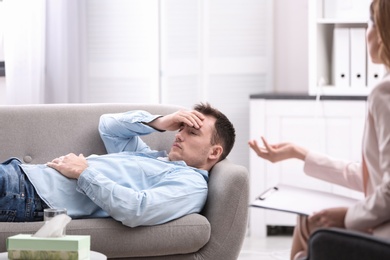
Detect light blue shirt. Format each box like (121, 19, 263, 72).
(22, 110, 209, 227)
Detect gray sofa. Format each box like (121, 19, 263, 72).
(0, 103, 249, 259)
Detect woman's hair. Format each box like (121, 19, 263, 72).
(194, 102, 235, 162)
(372, 0, 390, 68)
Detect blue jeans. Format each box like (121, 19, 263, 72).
(0, 158, 47, 222)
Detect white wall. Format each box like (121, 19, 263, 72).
(274, 0, 308, 93)
(0, 78, 5, 104)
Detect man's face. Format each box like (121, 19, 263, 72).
(168, 115, 217, 170)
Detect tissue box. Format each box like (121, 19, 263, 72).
(7, 234, 90, 260)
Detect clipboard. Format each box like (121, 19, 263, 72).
(250, 184, 360, 216)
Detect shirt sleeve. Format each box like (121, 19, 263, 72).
(304, 151, 364, 192)
(345, 82, 390, 231)
(98, 110, 162, 154)
(77, 167, 208, 227)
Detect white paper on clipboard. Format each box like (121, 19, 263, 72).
(250, 184, 360, 216)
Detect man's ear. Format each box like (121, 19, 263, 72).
(209, 145, 223, 160)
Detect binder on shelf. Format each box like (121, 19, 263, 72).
(333, 27, 350, 87)
(350, 28, 366, 87)
(250, 184, 359, 216)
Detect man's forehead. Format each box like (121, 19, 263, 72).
(199, 115, 216, 132)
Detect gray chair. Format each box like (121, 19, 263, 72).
(0, 103, 249, 259)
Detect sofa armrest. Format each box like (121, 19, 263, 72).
(306, 228, 390, 260)
(198, 159, 249, 260)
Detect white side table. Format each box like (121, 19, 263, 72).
(0, 251, 106, 259)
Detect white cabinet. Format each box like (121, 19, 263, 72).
(308, 0, 381, 96)
(249, 96, 366, 238)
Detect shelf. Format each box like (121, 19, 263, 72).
(317, 19, 368, 25)
(309, 0, 375, 96)
(309, 86, 372, 96)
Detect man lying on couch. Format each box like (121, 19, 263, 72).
(0, 103, 235, 227)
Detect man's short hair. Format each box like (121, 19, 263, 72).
(194, 103, 235, 162)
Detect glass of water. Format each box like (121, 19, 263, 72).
(43, 208, 68, 235)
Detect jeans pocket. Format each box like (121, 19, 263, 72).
(0, 210, 16, 222)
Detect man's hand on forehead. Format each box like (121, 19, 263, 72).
(147, 109, 205, 132)
(182, 110, 205, 129)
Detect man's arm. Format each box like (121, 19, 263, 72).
(47, 153, 208, 227)
(147, 109, 205, 131)
(99, 109, 205, 154)
(76, 167, 208, 227)
(98, 110, 162, 154)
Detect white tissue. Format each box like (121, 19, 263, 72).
(33, 214, 72, 238)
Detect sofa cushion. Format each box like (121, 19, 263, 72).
(0, 213, 210, 258)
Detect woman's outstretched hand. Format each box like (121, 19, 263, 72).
(248, 136, 308, 163)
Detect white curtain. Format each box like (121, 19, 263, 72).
(3, 0, 83, 104)
(3, 0, 46, 104)
(45, 0, 83, 103)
